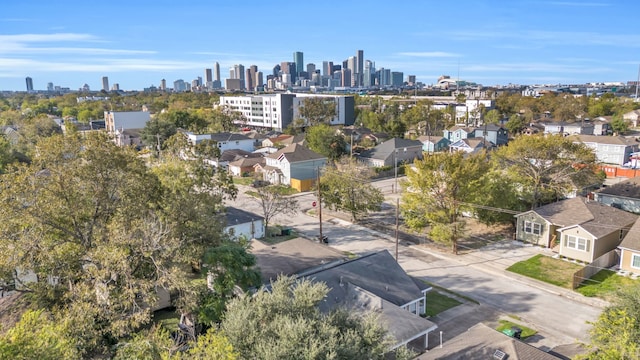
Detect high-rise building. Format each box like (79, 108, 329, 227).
(230, 64, 245, 89)
(160, 79, 167, 91)
(245, 68, 253, 91)
(355, 50, 364, 87)
(112, 83, 120, 91)
(364, 60, 374, 88)
(407, 75, 416, 86)
(347, 57, 357, 87)
(341, 69, 352, 87)
(391, 72, 404, 87)
(248, 65, 258, 91)
(205, 68, 213, 88)
(47, 82, 54, 92)
(322, 61, 333, 77)
(102, 76, 109, 92)
(272, 64, 281, 77)
(25, 77, 33, 92)
(293, 51, 304, 77)
(214, 62, 221, 81)
(255, 71, 264, 89)
(173, 79, 186, 92)
(306, 63, 316, 77)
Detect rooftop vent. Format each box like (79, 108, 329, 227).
(493, 349, 507, 360)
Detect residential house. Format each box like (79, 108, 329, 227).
(591, 116, 612, 136)
(254, 143, 326, 191)
(209, 132, 256, 153)
(215, 149, 263, 170)
(595, 177, 640, 214)
(443, 126, 475, 143)
(623, 110, 640, 127)
(542, 121, 594, 136)
(472, 124, 509, 146)
(514, 197, 638, 263)
(224, 207, 265, 240)
(618, 219, 640, 275)
(422, 323, 562, 360)
(228, 156, 264, 177)
(278, 134, 306, 146)
(104, 111, 150, 146)
(357, 138, 424, 168)
(449, 138, 492, 154)
(572, 134, 639, 166)
(261, 134, 293, 148)
(417, 135, 449, 153)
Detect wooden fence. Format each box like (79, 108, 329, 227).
(572, 250, 619, 289)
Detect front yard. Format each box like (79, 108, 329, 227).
(575, 269, 639, 300)
(506, 254, 582, 288)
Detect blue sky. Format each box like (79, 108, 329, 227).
(1, 0, 639, 91)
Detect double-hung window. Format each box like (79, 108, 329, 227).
(524, 221, 542, 235)
(565, 235, 589, 251)
(632, 254, 640, 269)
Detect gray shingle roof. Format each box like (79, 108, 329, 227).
(619, 218, 640, 251)
(573, 134, 638, 146)
(358, 137, 423, 161)
(224, 207, 264, 227)
(266, 143, 326, 163)
(598, 177, 640, 199)
(421, 323, 562, 360)
(209, 132, 251, 142)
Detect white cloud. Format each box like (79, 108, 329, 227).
(0, 33, 97, 43)
(396, 51, 460, 58)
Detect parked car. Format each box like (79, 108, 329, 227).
(251, 180, 270, 188)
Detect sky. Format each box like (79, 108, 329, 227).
(1, 0, 639, 91)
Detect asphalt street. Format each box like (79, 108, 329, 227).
(226, 178, 603, 351)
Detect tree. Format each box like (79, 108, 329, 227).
(492, 134, 601, 209)
(220, 276, 403, 360)
(505, 114, 525, 135)
(0, 135, 15, 173)
(401, 151, 490, 253)
(0, 310, 79, 360)
(580, 286, 640, 359)
(0, 132, 234, 352)
(298, 97, 337, 126)
(305, 123, 347, 160)
(177, 328, 238, 360)
(319, 158, 384, 222)
(141, 116, 177, 150)
(197, 240, 261, 324)
(252, 185, 299, 234)
(611, 115, 629, 135)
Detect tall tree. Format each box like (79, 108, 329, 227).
(252, 185, 299, 234)
(305, 123, 347, 160)
(492, 134, 601, 209)
(220, 276, 404, 360)
(319, 158, 384, 222)
(298, 97, 337, 126)
(401, 151, 490, 253)
(580, 286, 640, 359)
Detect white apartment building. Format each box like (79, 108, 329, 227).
(219, 93, 355, 131)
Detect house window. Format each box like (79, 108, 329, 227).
(632, 254, 640, 269)
(565, 235, 589, 251)
(524, 221, 542, 235)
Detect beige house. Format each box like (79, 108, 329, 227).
(515, 197, 637, 262)
(623, 110, 640, 128)
(618, 219, 640, 274)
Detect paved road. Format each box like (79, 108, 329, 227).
(227, 180, 603, 351)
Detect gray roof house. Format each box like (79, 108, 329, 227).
(357, 138, 424, 167)
(618, 219, 640, 275)
(572, 134, 639, 166)
(421, 323, 562, 360)
(472, 124, 509, 146)
(224, 207, 265, 240)
(295, 250, 437, 351)
(595, 177, 640, 214)
(542, 121, 594, 136)
(449, 137, 493, 154)
(514, 197, 638, 263)
(417, 135, 449, 153)
(255, 143, 327, 191)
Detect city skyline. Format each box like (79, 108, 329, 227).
(1, 0, 639, 91)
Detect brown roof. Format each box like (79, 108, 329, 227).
(619, 218, 640, 251)
(417, 135, 445, 143)
(228, 157, 264, 168)
(251, 238, 346, 283)
(598, 177, 640, 199)
(266, 134, 293, 144)
(573, 134, 638, 146)
(266, 143, 326, 163)
(530, 197, 638, 237)
(421, 323, 562, 360)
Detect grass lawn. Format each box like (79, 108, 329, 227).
(260, 226, 299, 244)
(425, 290, 462, 317)
(496, 319, 537, 340)
(233, 177, 254, 186)
(576, 269, 639, 299)
(245, 185, 299, 198)
(152, 309, 180, 332)
(506, 254, 583, 288)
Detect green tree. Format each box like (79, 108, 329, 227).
(401, 151, 490, 253)
(505, 114, 525, 135)
(0, 309, 79, 360)
(298, 97, 337, 126)
(0, 132, 234, 352)
(141, 116, 178, 149)
(220, 276, 401, 360)
(305, 123, 347, 160)
(319, 158, 384, 222)
(580, 286, 640, 359)
(252, 185, 299, 234)
(611, 115, 629, 135)
(492, 134, 600, 209)
(177, 328, 238, 360)
(197, 240, 261, 324)
(0, 135, 15, 173)
(113, 326, 175, 360)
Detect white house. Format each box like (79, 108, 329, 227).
(255, 143, 326, 192)
(224, 207, 265, 240)
(572, 134, 639, 166)
(183, 131, 255, 153)
(104, 111, 150, 134)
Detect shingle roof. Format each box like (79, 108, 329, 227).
(573, 134, 638, 146)
(224, 207, 264, 226)
(530, 197, 638, 238)
(266, 143, 326, 163)
(417, 135, 445, 144)
(209, 132, 251, 142)
(619, 218, 640, 251)
(358, 138, 423, 161)
(598, 177, 640, 199)
(421, 323, 562, 360)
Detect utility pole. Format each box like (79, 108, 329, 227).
(317, 167, 323, 243)
(395, 198, 399, 262)
(394, 150, 398, 193)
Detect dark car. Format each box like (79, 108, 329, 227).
(251, 180, 270, 188)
